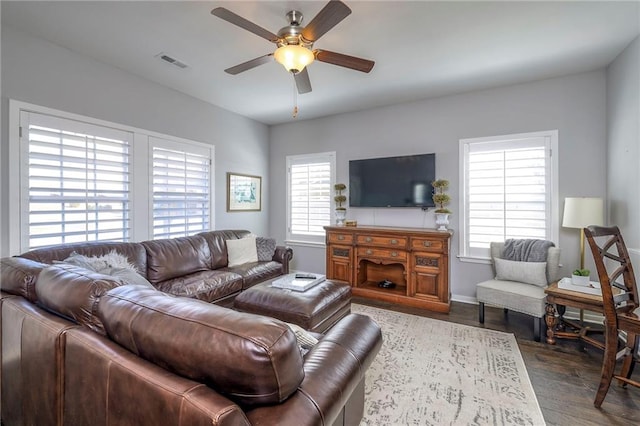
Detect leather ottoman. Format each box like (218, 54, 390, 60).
(233, 279, 352, 333)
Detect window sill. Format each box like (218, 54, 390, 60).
(457, 255, 492, 265)
(284, 240, 326, 249)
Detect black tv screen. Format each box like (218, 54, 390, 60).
(349, 153, 436, 208)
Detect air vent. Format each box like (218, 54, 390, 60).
(155, 52, 189, 69)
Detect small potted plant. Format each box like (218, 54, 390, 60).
(334, 183, 347, 226)
(572, 268, 590, 286)
(432, 179, 451, 231)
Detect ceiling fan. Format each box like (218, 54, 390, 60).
(211, 0, 375, 95)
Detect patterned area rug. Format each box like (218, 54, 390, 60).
(352, 304, 546, 426)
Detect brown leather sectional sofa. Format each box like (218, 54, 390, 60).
(0, 230, 383, 425)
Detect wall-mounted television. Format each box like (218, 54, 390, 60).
(349, 153, 436, 208)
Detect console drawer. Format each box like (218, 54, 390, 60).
(410, 238, 444, 252)
(356, 235, 408, 248)
(328, 232, 354, 244)
(357, 247, 407, 262)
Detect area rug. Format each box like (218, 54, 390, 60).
(352, 304, 546, 426)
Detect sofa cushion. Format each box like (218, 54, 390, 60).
(154, 270, 243, 302)
(223, 261, 284, 290)
(35, 264, 126, 335)
(142, 236, 211, 285)
(226, 236, 258, 267)
(98, 286, 304, 407)
(198, 230, 252, 269)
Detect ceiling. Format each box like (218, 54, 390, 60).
(3, 1, 639, 125)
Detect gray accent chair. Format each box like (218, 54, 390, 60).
(477, 242, 562, 341)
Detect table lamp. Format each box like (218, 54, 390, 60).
(562, 197, 604, 323)
(562, 197, 604, 270)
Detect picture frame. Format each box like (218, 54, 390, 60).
(227, 172, 262, 212)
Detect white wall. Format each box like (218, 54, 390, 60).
(607, 36, 640, 267)
(1, 27, 271, 256)
(270, 71, 608, 300)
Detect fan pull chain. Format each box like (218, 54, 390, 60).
(292, 76, 298, 118)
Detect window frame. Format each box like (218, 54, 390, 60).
(458, 130, 559, 263)
(285, 151, 336, 246)
(8, 99, 215, 255)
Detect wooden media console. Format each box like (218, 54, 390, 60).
(324, 225, 452, 312)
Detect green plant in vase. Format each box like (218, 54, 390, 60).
(571, 268, 591, 286)
(432, 179, 451, 231)
(334, 183, 347, 226)
(432, 179, 451, 213)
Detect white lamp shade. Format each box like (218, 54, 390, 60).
(562, 197, 604, 229)
(274, 45, 314, 73)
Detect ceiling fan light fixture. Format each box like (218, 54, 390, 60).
(274, 45, 314, 74)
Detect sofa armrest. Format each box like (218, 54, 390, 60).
(245, 313, 382, 426)
(0, 257, 47, 303)
(273, 246, 293, 274)
(64, 328, 251, 425)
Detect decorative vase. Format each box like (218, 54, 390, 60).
(571, 274, 590, 286)
(435, 213, 450, 231)
(335, 209, 347, 226)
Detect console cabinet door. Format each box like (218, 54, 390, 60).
(410, 252, 446, 302)
(327, 245, 353, 283)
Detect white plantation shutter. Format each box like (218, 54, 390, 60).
(21, 112, 132, 249)
(460, 132, 557, 259)
(287, 152, 335, 243)
(151, 137, 212, 239)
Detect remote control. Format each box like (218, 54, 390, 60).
(295, 273, 316, 279)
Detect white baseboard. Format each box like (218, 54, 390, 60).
(451, 294, 477, 304)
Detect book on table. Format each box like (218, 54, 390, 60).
(272, 273, 325, 292)
(557, 277, 602, 295)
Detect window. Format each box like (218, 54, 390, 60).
(10, 101, 215, 254)
(19, 111, 133, 249)
(459, 131, 558, 260)
(150, 137, 213, 239)
(286, 152, 336, 244)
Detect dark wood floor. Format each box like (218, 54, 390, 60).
(353, 297, 640, 425)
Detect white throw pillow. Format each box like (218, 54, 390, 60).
(226, 237, 258, 267)
(494, 258, 548, 287)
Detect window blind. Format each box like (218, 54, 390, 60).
(287, 152, 335, 242)
(462, 135, 552, 258)
(151, 141, 211, 239)
(290, 162, 332, 235)
(24, 114, 132, 249)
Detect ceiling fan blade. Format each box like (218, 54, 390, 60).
(301, 0, 351, 42)
(224, 54, 273, 75)
(315, 50, 375, 73)
(294, 68, 312, 94)
(211, 7, 279, 43)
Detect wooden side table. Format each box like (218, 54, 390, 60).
(544, 281, 610, 349)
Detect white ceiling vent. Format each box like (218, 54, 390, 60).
(156, 52, 189, 69)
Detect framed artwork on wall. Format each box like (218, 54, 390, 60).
(227, 172, 262, 212)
